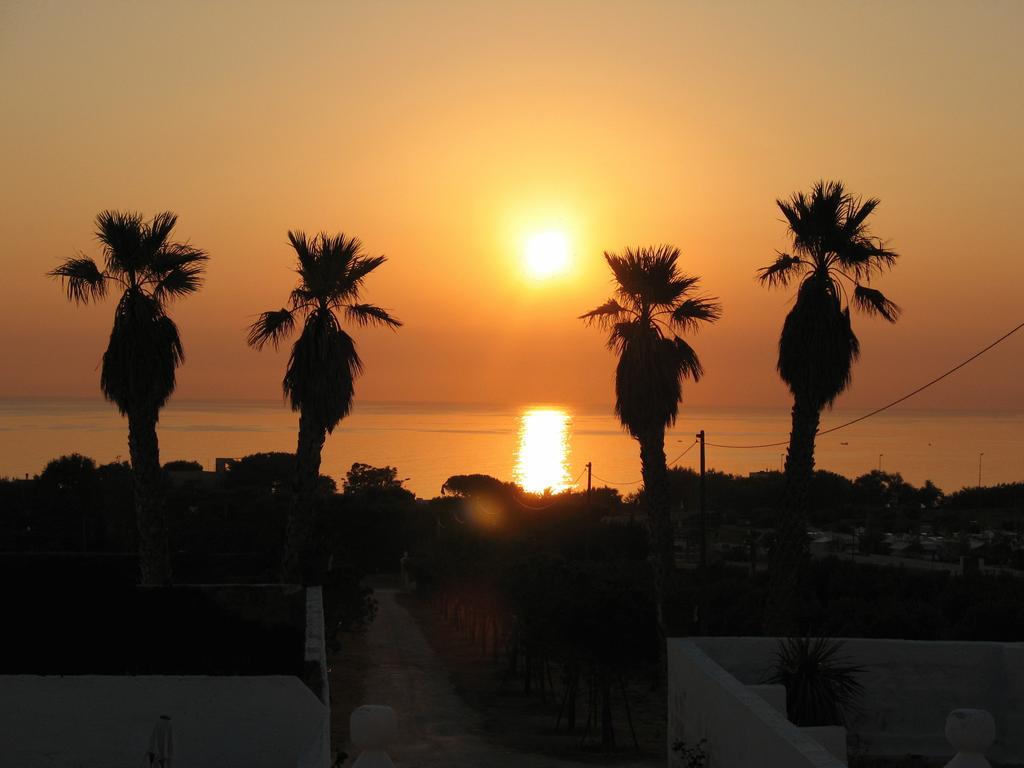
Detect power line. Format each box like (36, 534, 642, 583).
(591, 473, 643, 487)
(668, 439, 700, 464)
(706, 319, 1024, 450)
(705, 438, 789, 449)
(508, 318, 1023, 492)
(511, 466, 590, 508)
(816, 319, 1024, 437)
(589, 439, 699, 487)
(512, 496, 565, 510)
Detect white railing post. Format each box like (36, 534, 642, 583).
(350, 705, 398, 768)
(944, 709, 995, 768)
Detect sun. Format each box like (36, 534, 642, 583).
(524, 230, 570, 278)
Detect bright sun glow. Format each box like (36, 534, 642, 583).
(514, 407, 573, 494)
(524, 231, 570, 278)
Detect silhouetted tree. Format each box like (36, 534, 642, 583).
(37, 454, 100, 550)
(163, 459, 203, 472)
(49, 211, 207, 583)
(916, 480, 944, 510)
(321, 464, 417, 573)
(223, 451, 335, 494)
(343, 463, 406, 494)
(581, 245, 721, 633)
(247, 231, 400, 583)
(758, 181, 899, 631)
(441, 474, 514, 498)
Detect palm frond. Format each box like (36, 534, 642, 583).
(287, 230, 316, 273)
(344, 303, 402, 329)
(843, 196, 880, 234)
(606, 319, 639, 353)
(757, 253, 804, 287)
(672, 336, 704, 382)
(670, 296, 723, 333)
(606, 245, 682, 304)
(154, 264, 205, 301)
(340, 255, 387, 297)
(318, 233, 361, 289)
(326, 233, 363, 264)
(158, 313, 186, 370)
(284, 314, 362, 431)
(853, 285, 901, 322)
(778, 279, 860, 407)
(289, 286, 316, 309)
(247, 308, 296, 349)
(100, 292, 183, 413)
(840, 238, 898, 280)
(776, 192, 810, 240)
(95, 210, 144, 275)
(661, 275, 702, 305)
(49, 256, 108, 304)
(612, 329, 703, 433)
(151, 242, 209, 274)
(579, 299, 628, 328)
(143, 211, 179, 254)
(781, 181, 848, 261)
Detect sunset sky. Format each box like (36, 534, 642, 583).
(2, 1, 1022, 411)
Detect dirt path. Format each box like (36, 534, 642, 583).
(346, 587, 662, 768)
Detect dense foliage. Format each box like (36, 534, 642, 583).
(4, 454, 1022, 662)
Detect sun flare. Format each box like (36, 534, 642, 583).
(524, 231, 570, 278)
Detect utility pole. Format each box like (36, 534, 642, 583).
(878, 454, 884, 473)
(696, 430, 708, 636)
(585, 461, 593, 560)
(978, 453, 984, 488)
(697, 430, 707, 569)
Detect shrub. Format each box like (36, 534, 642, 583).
(766, 637, 864, 726)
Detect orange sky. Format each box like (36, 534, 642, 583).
(1, 1, 1022, 410)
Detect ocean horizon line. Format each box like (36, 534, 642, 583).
(2, 395, 1022, 419)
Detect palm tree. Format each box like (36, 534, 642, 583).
(248, 231, 401, 583)
(581, 245, 721, 630)
(758, 180, 900, 631)
(49, 210, 208, 584)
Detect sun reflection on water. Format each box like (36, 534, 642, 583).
(514, 407, 573, 494)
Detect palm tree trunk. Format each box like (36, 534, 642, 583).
(281, 409, 326, 583)
(765, 396, 821, 634)
(639, 426, 672, 642)
(127, 407, 171, 585)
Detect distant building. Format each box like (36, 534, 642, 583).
(166, 458, 238, 489)
(216, 457, 238, 474)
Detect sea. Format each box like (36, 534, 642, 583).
(1, 398, 1021, 498)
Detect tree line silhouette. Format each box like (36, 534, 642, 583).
(50, 180, 899, 632)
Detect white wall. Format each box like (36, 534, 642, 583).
(668, 640, 846, 768)
(304, 585, 331, 768)
(691, 637, 1024, 765)
(0, 675, 328, 768)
